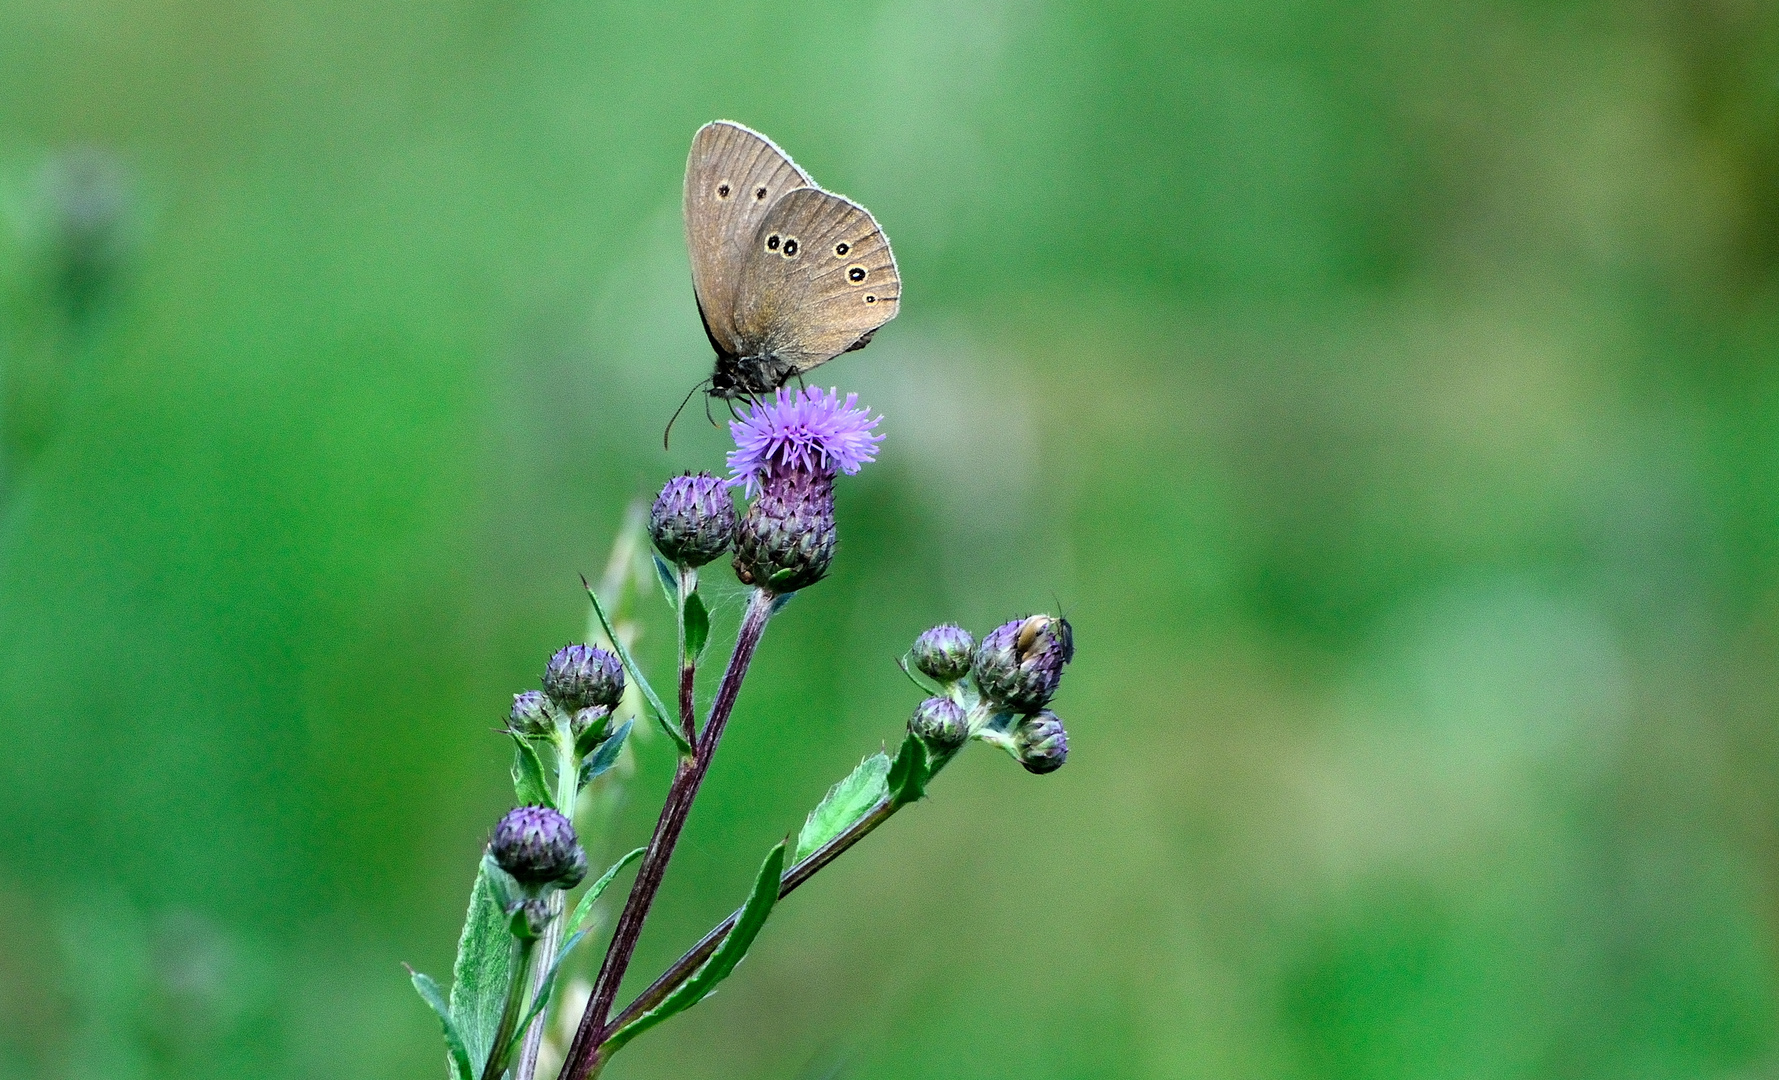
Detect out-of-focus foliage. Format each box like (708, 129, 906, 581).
(3, 1, 1778, 1077)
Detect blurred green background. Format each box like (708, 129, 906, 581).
(4, 1, 1779, 1077)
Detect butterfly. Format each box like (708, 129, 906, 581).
(683, 121, 900, 401)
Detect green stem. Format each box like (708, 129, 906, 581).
(512, 722, 584, 1080)
(482, 931, 540, 1080)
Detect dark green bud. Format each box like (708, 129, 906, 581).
(491, 806, 587, 889)
(650, 472, 738, 568)
(909, 696, 969, 751)
(1012, 710, 1068, 774)
(508, 690, 551, 735)
(543, 644, 625, 712)
(732, 469, 836, 593)
(911, 624, 975, 683)
(974, 615, 1073, 711)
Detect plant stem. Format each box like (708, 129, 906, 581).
(513, 722, 585, 1080)
(676, 566, 696, 744)
(558, 588, 776, 1080)
(599, 792, 902, 1043)
(483, 931, 540, 1080)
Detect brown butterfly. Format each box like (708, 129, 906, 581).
(683, 121, 900, 401)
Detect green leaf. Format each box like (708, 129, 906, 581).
(795, 753, 890, 861)
(564, 845, 647, 940)
(601, 842, 787, 1056)
(896, 653, 947, 697)
(682, 590, 710, 662)
(578, 719, 633, 788)
(510, 735, 553, 808)
(498, 927, 589, 1066)
(886, 732, 928, 805)
(448, 856, 519, 1073)
(652, 554, 679, 606)
(584, 579, 691, 758)
(408, 967, 474, 1080)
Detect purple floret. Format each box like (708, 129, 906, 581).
(727, 386, 883, 494)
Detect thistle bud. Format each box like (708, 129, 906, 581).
(1012, 710, 1069, 774)
(909, 696, 969, 751)
(974, 615, 1073, 711)
(649, 472, 738, 568)
(513, 898, 552, 940)
(569, 704, 611, 742)
(543, 644, 624, 712)
(491, 806, 588, 889)
(911, 624, 975, 683)
(508, 690, 551, 735)
(732, 469, 836, 593)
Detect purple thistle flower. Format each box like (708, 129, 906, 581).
(727, 387, 883, 495)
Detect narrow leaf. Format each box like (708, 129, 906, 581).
(585, 579, 691, 757)
(563, 845, 646, 940)
(886, 732, 928, 805)
(601, 842, 788, 1055)
(896, 653, 947, 697)
(796, 753, 890, 861)
(448, 856, 518, 1072)
(408, 968, 474, 1080)
(500, 928, 588, 1065)
(653, 554, 679, 607)
(578, 719, 634, 788)
(510, 736, 552, 808)
(682, 590, 710, 662)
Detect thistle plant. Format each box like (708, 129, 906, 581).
(407, 386, 1079, 1080)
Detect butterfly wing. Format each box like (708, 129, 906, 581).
(684, 121, 814, 357)
(730, 187, 900, 374)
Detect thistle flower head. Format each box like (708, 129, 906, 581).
(909, 695, 970, 751)
(650, 472, 737, 567)
(543, 644, 625, 712)
(491, 805, 587, 889)
(911, 624, 975, 683)
(727, 387, 883, 495)
(1012, 710, 1069, 774)
(975, 614, 1073, 712)
(508, 690, 551, 735)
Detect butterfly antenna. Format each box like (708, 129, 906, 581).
(663, 380, 708, 450)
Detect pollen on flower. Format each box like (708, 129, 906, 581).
(727, 386, 883, 495)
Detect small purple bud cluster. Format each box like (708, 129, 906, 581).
(491, 805, 587, 890)
(903, 614, 1076, 774)
(724, 388, 882, 594)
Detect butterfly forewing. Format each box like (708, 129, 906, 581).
(684, 122, 814, 357)
(730, 187, 900, 373)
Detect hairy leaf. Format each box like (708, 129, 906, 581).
(449, 855, 519, 1072)
(796, 753, 890, 861)
(601, 842, 787, 1055)
(886, 732, 928, 805)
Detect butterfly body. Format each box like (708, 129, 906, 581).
(684, 121, 900, 400)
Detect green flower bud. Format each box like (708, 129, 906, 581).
(909, 696, 969, 751)
(570, 704, 611, 742)
(911, 624, 975, 683)
(1012, 710, 1068, 774)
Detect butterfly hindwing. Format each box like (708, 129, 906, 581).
(730, 187, 900, 375)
